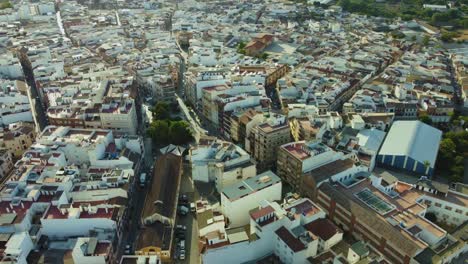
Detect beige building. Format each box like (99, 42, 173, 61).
(98, 97, 138, 135)
(248, 114, 290, 171)
(277, 141, 343, 190)
(2, 123, 36, 158)
(289, 117, 323, 142)
(0, 148, 13, 180)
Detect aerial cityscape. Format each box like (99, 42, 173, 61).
(0, 0, 467, 263)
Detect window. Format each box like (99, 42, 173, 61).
(455, 209, 462, 214)
(445, 206, 452, 211)
(434, 203, 442, 207)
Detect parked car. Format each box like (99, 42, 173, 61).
(179, 240, 185, 250)
(179, 194, 188, 203)
(124, 244, 132, 255)
(178, 205, 189, 216)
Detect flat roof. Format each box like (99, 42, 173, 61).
(355, 188, 396, 215)
(0, 213, 17, 226)
(221, 171, 281, 201)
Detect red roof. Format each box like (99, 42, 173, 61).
(275, 226, 305, 253)
(304, 218, 341, 241)
(250, 206, 274, 220)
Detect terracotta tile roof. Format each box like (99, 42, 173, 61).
(249, 206, 274, 220)
(275, 226, 305, 253)
(304, 218, 341, 241)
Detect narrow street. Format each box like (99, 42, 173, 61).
(173, 163, 200, 264)
(19, 60, 48, 131)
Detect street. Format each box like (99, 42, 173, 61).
(20, 59, 48, 131)
(173, 162, 200, 264)
(115, 122, 154, 260)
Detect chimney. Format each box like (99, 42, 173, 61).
(6, 207, 10, 213)
(21, 202, 24, 209)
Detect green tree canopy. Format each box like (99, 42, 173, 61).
(169, 121, 194, 145)
(436, 131, 468, 183)
(418, 114, 432, 125)
(147, 120, 170, 144)
(151, 102, 170, 120)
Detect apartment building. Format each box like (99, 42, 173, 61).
(185, 69, 229, 107)
(228, 109, 263, 145)
(2, 122, 36, 158)
(277, 141, 346, 190)
(36, 126, 143, 171)
(220, 171, 281, 228)
(316, 172, 468, 264)
(189, 138, 256, 190)
(48, 95, 138, 135)
(0, 127, 140, 263)
(0, 54, 23, 79)
(99, 97, 138, 135)
(0, 148, 13, 180)
(0, 79, 33, 126)
(247, 114, 291, 171)
(200, 82, 268, 134)
(203, 196, 343, 264)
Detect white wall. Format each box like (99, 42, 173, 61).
(41, 218, 116, 239)
(192, 163, 209, 182)
(215, 163, 256, 191)
(221, 182, 282, 228)
(203, 217, 286, 264)
(423, 193, 468, 227)
(1, 111, 33, 126)
(322, 232, 343, 251)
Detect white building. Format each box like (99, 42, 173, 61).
(37, 126, 143, 169)
(189, 138, 256, 190)
(0, 54, 23, 79)
(203, 197, 342, 264)
(3, 232, 34, 264)
(71, 237, 111, 264)
(220, 171, 282, 228)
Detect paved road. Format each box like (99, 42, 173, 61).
(115, 134, 153, 260)
(20, 61, 48, 131)
(174, 163, 200, 264)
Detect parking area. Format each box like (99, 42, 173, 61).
(173, 162, 202, 264)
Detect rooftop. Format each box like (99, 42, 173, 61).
(221, 171, 281, 201)
(275, 226, 306, 253)
(282, 141, 332, 161)
(378, 121, 442, 167)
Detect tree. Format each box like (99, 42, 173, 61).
(147, 120, 170, 144)
(441, 31, 458, 43)
(169, 121, 193, 145)
(152, 102, 170, 120)
(0, 1, 12, 9)
(418, 114, 432, 125)
(422, 35, 430, 46)
(423, 160, 431, 174)
(436, 131, 468, 183)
